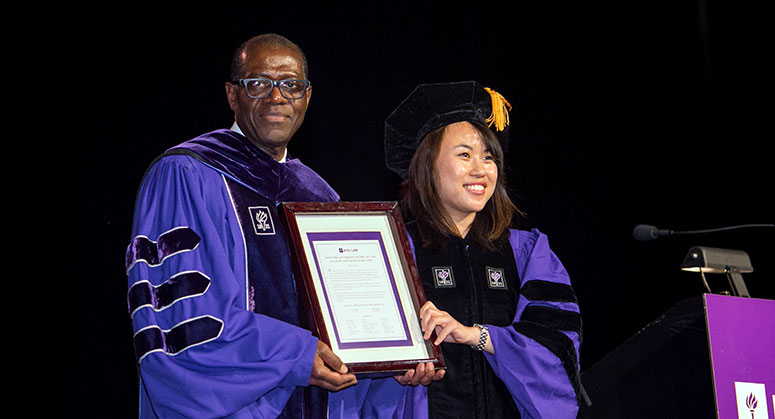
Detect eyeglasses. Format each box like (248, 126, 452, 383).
(231, 78, 311, 100)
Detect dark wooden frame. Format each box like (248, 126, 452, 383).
(280, 201, 445, 377)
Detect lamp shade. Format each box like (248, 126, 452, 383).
(680, 246, 754, 273)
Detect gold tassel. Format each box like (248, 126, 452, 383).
(483, 87, 512, 131)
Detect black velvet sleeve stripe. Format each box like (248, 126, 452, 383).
(128, 271, 211, 316)
(520, 306, 582, 336)
(134, 316, 224, 362)
(125, 227, 201, 272)
(512, 321, 588, 404)
(520, 280, 578, 303)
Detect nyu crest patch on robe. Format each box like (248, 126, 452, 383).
(432, 266, 456, 288)
(249, 206, 275, 235)
(486, 266, 507, 289)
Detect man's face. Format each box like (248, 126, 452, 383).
(226, 45, 311, 159)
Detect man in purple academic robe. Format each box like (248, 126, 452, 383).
(124, 34, 421, 418)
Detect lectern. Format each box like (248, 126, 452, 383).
(579, 294, 774, 418)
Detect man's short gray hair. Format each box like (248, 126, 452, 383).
(229, 33, 309, 81)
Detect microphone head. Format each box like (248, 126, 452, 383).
(633, 224, 658, 241)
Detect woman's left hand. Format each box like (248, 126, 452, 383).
(419, 301, 481, 347)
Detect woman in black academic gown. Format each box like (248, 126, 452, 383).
(385, 81, 584, 419)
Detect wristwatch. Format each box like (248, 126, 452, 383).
(471, 323, 489, 351)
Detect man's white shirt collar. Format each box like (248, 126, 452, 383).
(230, 122, 287, 163)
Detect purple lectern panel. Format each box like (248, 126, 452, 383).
(307, 231, 412, 350)
(705, 294, 775, 419)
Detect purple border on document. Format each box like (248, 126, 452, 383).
(307, 231, 413, 349)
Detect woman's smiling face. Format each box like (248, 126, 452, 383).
(434, 121, 498, 230)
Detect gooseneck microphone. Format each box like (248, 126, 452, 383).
(632, 223, 774, 241)
(632, 224, 671, 241)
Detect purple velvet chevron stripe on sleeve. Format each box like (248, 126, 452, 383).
(134, 316, 224, 362)
(125, 226, 201, 272)
(128, 271, 211, 317)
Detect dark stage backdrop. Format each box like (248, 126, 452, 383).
(41, 2, 773, 416)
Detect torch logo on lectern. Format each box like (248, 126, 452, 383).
(746, 393, 758, 419)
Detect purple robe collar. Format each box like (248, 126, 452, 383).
(165, 129, 339, 203)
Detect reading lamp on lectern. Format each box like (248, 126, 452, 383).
(680, 246, 753, 298)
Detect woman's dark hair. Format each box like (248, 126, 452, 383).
(399, 121, 522, 251)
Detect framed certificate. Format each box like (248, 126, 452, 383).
(280, 201, 445, 377)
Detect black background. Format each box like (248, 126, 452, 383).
(38, 1, 773, 416)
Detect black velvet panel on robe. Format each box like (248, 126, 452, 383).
(406, 221, 521, 419)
